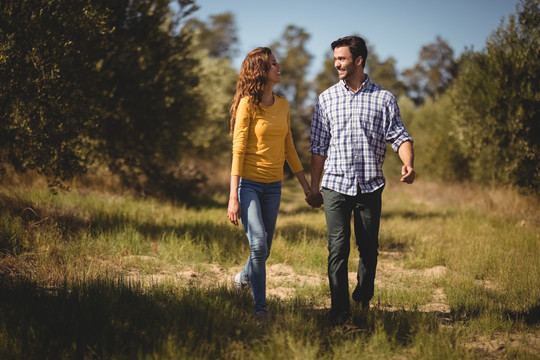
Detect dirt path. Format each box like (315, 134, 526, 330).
(125, 251, 540, 358)
(131, 250, 450, 316)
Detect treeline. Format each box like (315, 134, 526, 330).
(410, 0, 539, 193)
(0, 0, 538, 200)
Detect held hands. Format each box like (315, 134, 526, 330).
(305, 190, 323, 208)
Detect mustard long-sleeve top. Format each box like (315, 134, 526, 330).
(231, 94, 303, 183)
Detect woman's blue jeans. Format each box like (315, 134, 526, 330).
(238, 178, 281, 313)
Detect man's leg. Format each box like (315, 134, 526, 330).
(323, 188, 353, 319)
(352, 187, 383, 307)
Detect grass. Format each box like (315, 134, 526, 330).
(0, 176, 539, 359)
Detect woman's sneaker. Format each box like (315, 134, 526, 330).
(233, 272, 247, 293)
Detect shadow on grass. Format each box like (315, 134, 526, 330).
(0, 274, 453, 359)
(0, 275, 257, 359)
(505, 304, 540, 326)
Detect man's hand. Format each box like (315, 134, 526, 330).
(400, 165, 415, 184)
(305, 191, 324, 208)
(397, 141, 415, 184)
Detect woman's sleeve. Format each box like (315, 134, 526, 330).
(231, 98, 251, 176)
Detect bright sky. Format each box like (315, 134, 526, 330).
(186, 0, 519, 80)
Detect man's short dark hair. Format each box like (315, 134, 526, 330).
(331, 35, 368, 68)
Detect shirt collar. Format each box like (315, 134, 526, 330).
(340, 74, 371, 93)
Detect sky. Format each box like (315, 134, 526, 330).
(185, 0, 519, 80)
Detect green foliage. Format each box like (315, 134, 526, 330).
(0, 0, 111, 183)
(0, 0, 206, 199)
(368, 53, 407, 99)
(271, 25, 314, 162)
(408, 94, 470, 182)
(182, 14, 239, 159)
(183, 12, 239, 59)
(451, 0, 540, 193)
(402, 36, 457, 105)
(313, 52, 337, 96)
(272, 25, 313, 113)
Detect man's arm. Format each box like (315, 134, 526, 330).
(398, 141, 415, 184)
(306, 153, 326, 207)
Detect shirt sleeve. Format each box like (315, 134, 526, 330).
(385, 96, 413, 152)
(284, 107, 303, 174)
(309, 97, 331, 156)
(231, 98, 251, 176)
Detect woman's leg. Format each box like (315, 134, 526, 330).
(239, 180, 281, 314)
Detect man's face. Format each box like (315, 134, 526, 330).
(333, 46, 362, 81)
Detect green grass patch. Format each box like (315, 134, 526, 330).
(0, 179, 538, 358)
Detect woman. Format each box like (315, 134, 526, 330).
(227, 47, 309, 322)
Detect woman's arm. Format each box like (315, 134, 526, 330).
(294, 171, 310, 197)
(227, 175, 241, 226)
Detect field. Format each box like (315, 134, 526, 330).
(0, 175, 539, 359)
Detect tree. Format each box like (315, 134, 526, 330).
(0, 0, 111, 185)
(0, 0, 206, 200)
(451, 0, 539, 192)
(183, 12, 238, 59)
(271, 25, 312, 112)
(313, 53, 337, 96)
(367, 54, 406, 98)
(181, 13, 239, 159)
(270, 25, 313, 162)
(405, 94, 469, 182)
(402, 36, 457, 105)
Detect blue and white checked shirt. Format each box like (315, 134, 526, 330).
(310, 76, 413, 196)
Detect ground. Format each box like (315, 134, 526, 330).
(122, 249, 539, 359)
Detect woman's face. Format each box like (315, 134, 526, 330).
(266, 53, 282, 84)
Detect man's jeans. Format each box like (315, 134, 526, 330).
(238, 178, 281, 313)
(323, 186, 383, 315)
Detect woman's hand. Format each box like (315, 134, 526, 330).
(228, 175, 241, 226)
(227, 197, 241, 226)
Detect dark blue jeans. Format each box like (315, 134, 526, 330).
(323, 186, 383, 315)
(238, 178, 282, 313)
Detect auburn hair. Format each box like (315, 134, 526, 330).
(229, 47, 272, 136)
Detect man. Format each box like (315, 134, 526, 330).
(306, 35, 415, 323)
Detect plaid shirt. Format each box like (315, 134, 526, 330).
(310, 77, 413, 196)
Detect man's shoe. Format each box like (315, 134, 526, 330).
(328, 309, 351, 325)
(352, 286, 370, 308)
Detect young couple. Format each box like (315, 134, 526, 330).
(227, 35, 415, 324)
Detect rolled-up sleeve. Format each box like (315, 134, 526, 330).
(385, 97, 413, 152)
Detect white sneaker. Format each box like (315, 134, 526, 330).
(233, 272, 247, 292)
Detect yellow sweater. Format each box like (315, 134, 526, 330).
(231, 94, 303, 183)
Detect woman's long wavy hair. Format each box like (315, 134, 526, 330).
(229, 47, 272, 136)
